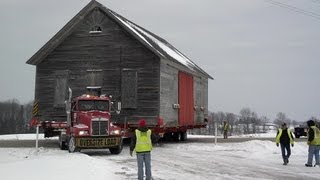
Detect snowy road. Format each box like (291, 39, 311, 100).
(86, 139, 319, 180)
(1, 134, 319, 180)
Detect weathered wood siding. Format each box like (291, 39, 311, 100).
(159, 61, 179, 126)
(35, 8, 160, 123)
(194, 76, 208, 125)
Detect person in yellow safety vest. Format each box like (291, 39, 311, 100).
(130, 119, 157, 180)
(276, 123, 294, 165)
(305, 120, 320, 167)
(223, 121, 229, 139)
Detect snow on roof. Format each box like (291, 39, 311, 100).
(108, 10, 210, 77)
(109, 11, 163, 57)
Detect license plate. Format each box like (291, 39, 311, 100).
(76, 137, 120, 148)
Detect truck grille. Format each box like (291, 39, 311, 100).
(92, 118, 108, 136)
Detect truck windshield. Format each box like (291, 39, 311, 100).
(78, 100, 109, 111)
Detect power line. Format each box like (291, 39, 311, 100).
(264, 0, 320, 21)
(311, 0, 320, 4)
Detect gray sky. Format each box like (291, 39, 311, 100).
(0, 0, 319, 121)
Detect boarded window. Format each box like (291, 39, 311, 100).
(54, 70, 69, 107)
(86, 69, 103, 86)
(121, 70, 137, 109)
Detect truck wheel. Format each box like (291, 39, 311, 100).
(164, 133, 173, 141)
(68, 136, 80, 153)
(173, 132, 180, 142)
(59, 134, 67, 150)
(109, 142, 123, 154)
(59, 140, 67, 150)
(180, 131, 187, 141)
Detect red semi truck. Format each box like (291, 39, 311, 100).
(32, 87, 123, 154)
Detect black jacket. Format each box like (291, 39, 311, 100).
(308, 127, 315, 142)
(130, 127, 158, 153)
(277, 128, 294, 145)
(307, 120, 316, 142)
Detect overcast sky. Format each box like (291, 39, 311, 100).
(0, 0, 319, 121)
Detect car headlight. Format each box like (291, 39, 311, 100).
(79, 130, 89, 135)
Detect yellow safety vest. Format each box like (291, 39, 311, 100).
(135, 129, 152, 153)
(308, 126, 320, 145)
(276, 129, 294, 145)
(224, 123, 229, 131)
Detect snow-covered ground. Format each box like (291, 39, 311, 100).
(0, 134, 319, 180)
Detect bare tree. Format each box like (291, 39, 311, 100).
(260, 116, 270, 133)
(240, 108, 252, 134)
(0, 99, 33, 134)
(213, 111, 224, 135)
(273, 112, 291, 127)
(251, 111, 260, 133)
(226, 113, 236, 136)
(309, 116, 319, 121)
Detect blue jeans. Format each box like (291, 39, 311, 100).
(280, 143, 291, 162)
(137, 152, 152, 180)
(307, 145, 320, 165)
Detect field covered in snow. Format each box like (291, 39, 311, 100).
(0, 134, 319, 180)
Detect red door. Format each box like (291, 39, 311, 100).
(178, 71, 194, 126)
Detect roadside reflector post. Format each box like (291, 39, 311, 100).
(32, 100, 40, 153)
(214, 123, 217, 145)
(36, 124, 39, 153)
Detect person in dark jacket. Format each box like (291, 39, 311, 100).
(130, 119, 158, 180)
(305, 120, 320, 167)
(276, 123, 294, 165)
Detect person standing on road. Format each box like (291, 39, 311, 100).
(305, 120, 320, 167)
(276, 123, 294, 165)
(130, 119, 156, 180)
(223, 121, 229, 139)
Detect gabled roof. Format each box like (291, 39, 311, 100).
(26, 0, 213, 79)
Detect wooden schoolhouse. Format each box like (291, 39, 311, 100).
(26, 0, 213, 127)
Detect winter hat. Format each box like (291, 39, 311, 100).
(138, 119, 146, 127)
(307, 120, 315, 127)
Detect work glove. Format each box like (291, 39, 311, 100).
(130, 151, 133, 157)
(276, 143, 279, 147)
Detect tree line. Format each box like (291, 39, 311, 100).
(0, 99, 34, 135)
(193, 107, 319, 136)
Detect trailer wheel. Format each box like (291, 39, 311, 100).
(109, 140, 123, 154)
(68, 136, 80, 153)
(180, 131, 187, 141)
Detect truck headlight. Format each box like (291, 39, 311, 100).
(111, 130, 120, 135)
(79, 130, 89, 135)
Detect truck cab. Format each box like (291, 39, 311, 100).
(61, 87, 123, 154)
